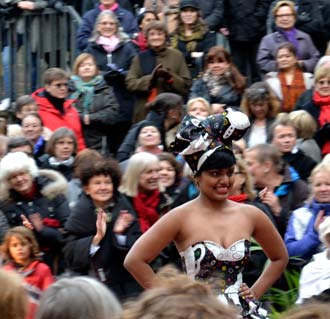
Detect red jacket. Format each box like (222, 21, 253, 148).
(32, 88, 86, 151)
(3, 260, 55, 319)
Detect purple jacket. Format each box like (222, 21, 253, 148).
(257, 29, 320, 74)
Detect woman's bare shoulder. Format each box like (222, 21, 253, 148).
(230, 201, 265, 217)
(167, 199, 198, 217)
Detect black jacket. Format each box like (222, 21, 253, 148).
(86, 40, 137, 123)
(64, 192, 142, 300)
(69, 79, 119, 151)
(200, 1, 224, 31)
(223, 0, 271, 42)
(282, 149, 316, 182)
(0, 169, 70, 260)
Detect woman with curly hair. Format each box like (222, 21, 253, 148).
(64, 158, 142, 300)
(189, 46, 246, 113)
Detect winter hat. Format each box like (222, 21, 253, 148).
(0, 152, 39, 200)
(319, 217, 330, 246)
(136, 120, 161, 139)
(179, 0, 199, 10)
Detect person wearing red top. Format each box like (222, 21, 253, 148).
(1, 227, 55, 319)
(31, 68, 86, 151)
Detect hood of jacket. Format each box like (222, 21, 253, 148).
(0, 169, 68, 202)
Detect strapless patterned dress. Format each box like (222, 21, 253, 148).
(180, 239, 268, 318)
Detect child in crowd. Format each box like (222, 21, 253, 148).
(1, 226, 54, 319)
(7, 95, 38, 137)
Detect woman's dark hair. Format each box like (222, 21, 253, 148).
(137, 10, 158, 28)
(177, 6, 207, 32)
(80, 158, 122, 197)
(205, 46, 246, 94)
(7, 136, 34, 154)
(276, 42, 297, 58)
(240, 81, 280, 118)
(197, 149, 236, 176)
(147, 93, 183, 116)
(72, 149, 103, 179)
(15, 95, 37, 113)
(157, 152, 183, 186)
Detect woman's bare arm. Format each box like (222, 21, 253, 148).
(250, 207, 289, 299)
(124, 208, 182, 289)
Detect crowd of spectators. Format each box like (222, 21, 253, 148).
(1, 0, 330, 318)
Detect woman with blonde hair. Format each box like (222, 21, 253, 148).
(69, 53, 119, 153)
(186, 97, 211, 118)
(288, 110, 321, 163)
(119, 152, 170, 233)
(284, 162, 330, 261)
(295, 66, 330, 156)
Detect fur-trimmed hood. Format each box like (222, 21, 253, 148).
(0, 169, 68, 202)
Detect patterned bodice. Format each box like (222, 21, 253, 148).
(180, 239, 250, 296)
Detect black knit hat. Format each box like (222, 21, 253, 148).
(179, 0, 199, 10)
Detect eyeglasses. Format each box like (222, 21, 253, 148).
(52, 82, 68, 89)
(275, 14, 294, 18)
(317, 80, 330, 86)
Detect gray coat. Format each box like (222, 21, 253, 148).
(257, 30, 320, 74)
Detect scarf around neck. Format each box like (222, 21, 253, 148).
(44, 90, 65, 114)
(278, 68, 305, 112)
(132, 31, 148, 52)
(202, 69, 229, 97)
(171, 24, 206, 52)
(70, 75, 103, 114)
(99, 3, 119, 12)
(313, 91, 330, 154)
(228, 193, 248, 203)
(313, 91, 330, 127)
(133, 190, 160, 233)
(97, 35, 120, 53)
